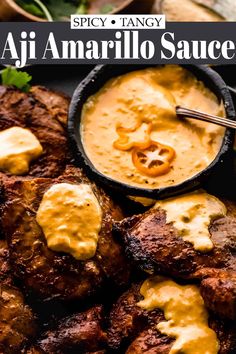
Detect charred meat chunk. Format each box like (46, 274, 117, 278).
(1, 166, 130, 301)
(0, 85, 71, 178)
(28, 306, 106, 354)
(115, 201, 236, 320)
(107, 283, 236, 354)
(0, 240, 11, 284)
(0, 241, 37, 354)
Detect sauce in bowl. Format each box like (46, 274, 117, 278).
(81, 65, 225, 190)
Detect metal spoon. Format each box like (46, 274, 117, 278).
(176, 106, 236, 129)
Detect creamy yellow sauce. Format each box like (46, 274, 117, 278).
(138, 276, 219, 354)
(155, 191, 226, 252)
(81, 65, 225, 190)
(129, 196, 156, 207)
(0, 127, 43, 175)
(36, 183, 102, 261)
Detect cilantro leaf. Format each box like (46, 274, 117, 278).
(16, 0, 53, 21)
(16, 0, 45, 17)
(45, 0, 78, 21)
(16, 0, 90, 21)
(1, 67, 32, 92)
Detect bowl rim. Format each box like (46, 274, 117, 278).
(4, 0, 47, 22)
(110, 0, 135, 14)
(68, 64, 235, 199)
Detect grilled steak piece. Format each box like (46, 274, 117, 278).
(0, 241, 37, 354)
(126, 327, 172, 354)
(0, 85, 71, 178)
(27, 306, 106, 354)
(1, 166, 130, 302)
(107, 283, 172, 352)
(198, 269, 236, 321)
(114, 200, 236, 320)
(107, 284, 236, 354)
(30, 86, 68, 127)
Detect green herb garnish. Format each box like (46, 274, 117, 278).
(46, 0, 79, 21)
(16, 0, 53, 21)
(100, 4, 114, 14)
(1, 67, 32, 92)
(16, 0, 90, 20)
(15, 0, 114, 20)
(16, 0, 44, 17)
(76, 0, 88, 14)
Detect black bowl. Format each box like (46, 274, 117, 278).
(68, 65, 235, 199)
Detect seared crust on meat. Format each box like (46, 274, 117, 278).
(0, 241, 37, 354)
(107, 284, 172, 352)
(0, 283, 37, 354)
(126, 328, 172, 354)
(0, 240, 11, 284)
(28, 350, 107, 354)
(115, 203, 236, 319)
(208, 316, 236, 354)
(199, 270, 236, 320)
(115, 208, 236, 277)
(30, 86, 68, 127)
(0, 85, 71, 178)
(107, 284, 236, 354)
(1, 166, 130, 301)
(28, 306, 106, 354)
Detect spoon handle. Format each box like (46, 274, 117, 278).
(176, 106, 236, 130)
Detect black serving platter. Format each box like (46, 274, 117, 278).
(1, 63, 236, 330)
(13, 64, 236, 109)
(23, 64, 94, 96)
(0, 64, 235, 342)
(68, 64, 236, 200)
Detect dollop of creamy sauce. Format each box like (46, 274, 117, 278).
(155, 191, 226, 252)
(129, 196, 156, 207)
(138, 276, 219, 354)
(0, 127, 43, 175)
(36, 183, 102, 260)
(81, 65, 225, 189)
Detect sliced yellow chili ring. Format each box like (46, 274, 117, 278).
(113, 121, 152, 151)
(132, 141, 176, 177)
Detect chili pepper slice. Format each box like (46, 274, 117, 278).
(113, 121, 152, 151)
(132, 141, 176, 177)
